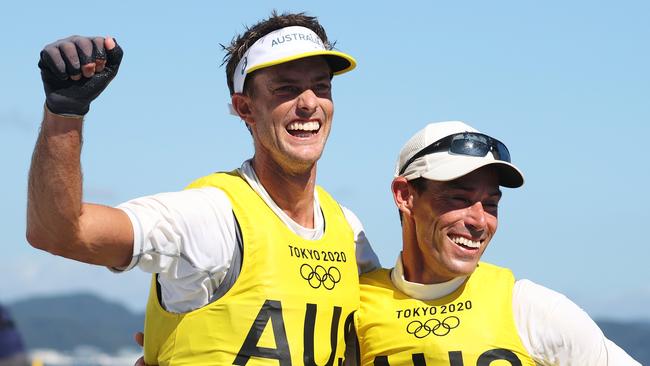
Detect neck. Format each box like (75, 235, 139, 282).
(252, 155, 317, 228)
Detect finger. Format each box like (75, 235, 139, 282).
(71, 37, 95, 78)
(81, 62, 96, 78)
(58, 41, 81, 80)
(39, 47, 68, 80)
(105, 36, 116, 51)
(94, 59, 106, 72)
(92, 37, 107, 72)
(134, 331, 144, 347)
(133, 331, 145, 366)
(105, 38, 124, 69)
(73, 36, 94, 66)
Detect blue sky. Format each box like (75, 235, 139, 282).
(1, 1, 648, 320)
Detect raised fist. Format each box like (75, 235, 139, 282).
(39, 36, 123, 116)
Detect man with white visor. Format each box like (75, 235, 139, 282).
(27, 12, 379, 365)
(351, 121, 639, 365)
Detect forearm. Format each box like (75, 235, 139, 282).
(27, 107, 134, 267)
(27, 106, 85, 253)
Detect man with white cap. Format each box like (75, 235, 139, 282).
(351, 121, 639, 365)
(27, 11, 379, 365)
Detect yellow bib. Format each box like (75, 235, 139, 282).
(356, 263, 535, 366)
(144, 171, 360, 365)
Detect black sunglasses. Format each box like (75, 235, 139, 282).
(399, 132, 511, 175)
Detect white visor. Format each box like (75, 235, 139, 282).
(232, 25, 356, 94)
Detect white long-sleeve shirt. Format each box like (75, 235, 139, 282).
(389, 254, 640, 365)
(114, 160, 380, 313)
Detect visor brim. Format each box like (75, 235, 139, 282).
(419, 159, 525, 188)
(246, 50, 357, 76)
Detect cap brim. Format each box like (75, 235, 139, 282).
(420, 158, 524, 188)
(246, 50, 357, 76)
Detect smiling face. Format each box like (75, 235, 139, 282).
(399, 167, 502, 283)
(233, 56, 334, 175)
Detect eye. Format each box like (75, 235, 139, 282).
(274, 85, 301, 95)
(450, 196, 471, 206)
(313, 82, 331, 94)
(483, 200, 499, 212)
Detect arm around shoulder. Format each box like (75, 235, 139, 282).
(341, 206, 381, 274)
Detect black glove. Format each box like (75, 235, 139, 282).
(38, 36, 123, 116)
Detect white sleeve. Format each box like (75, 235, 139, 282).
(114, 187, 237, 276)
(513, 279, 640, 366)
(341, 206, 381, 274)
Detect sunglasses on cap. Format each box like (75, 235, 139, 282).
(399, 132, 512, 175)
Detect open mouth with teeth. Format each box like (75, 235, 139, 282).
(287, 121, 321, 138)
(449, 235, 482, 250)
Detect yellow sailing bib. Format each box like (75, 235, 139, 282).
(144, 171, 359, 365)
(356, 263, 535, 366)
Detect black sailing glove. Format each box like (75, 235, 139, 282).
(38, 36, 123, 116)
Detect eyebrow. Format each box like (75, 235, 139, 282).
(445, 183, 502, 198)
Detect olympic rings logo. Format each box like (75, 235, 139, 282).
(299, 264, 341, 290)
(406, 316, 460, 338)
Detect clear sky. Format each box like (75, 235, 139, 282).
(1, 1, 648, 321)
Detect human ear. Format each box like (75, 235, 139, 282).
(231, 93, 255, 126)
(392, 177, 414, 217)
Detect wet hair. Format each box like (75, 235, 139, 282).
(222, 11, 334, 96)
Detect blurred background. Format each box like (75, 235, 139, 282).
(1, 0, 648, 364)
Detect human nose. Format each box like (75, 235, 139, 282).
(465, 201, 488, 231)
(296, 89, 318, 116)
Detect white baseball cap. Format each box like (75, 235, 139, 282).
(232, 25, 356, 94)
(395, 121, 524, 188)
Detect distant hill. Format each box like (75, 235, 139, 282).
(5, 293, 649, 364)
(7, 293, 144, 354)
